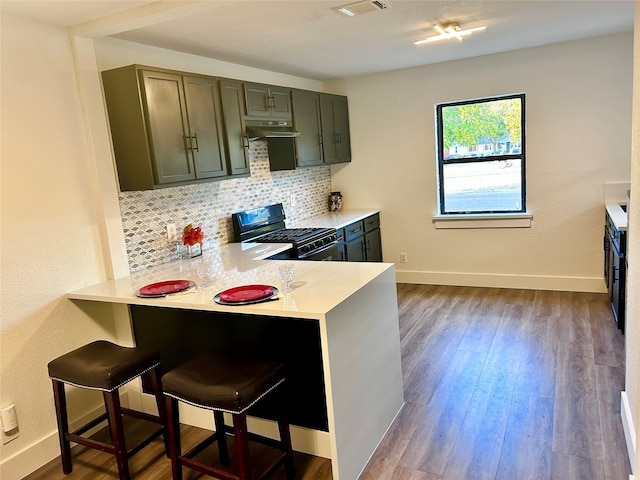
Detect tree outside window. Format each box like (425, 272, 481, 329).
(436, 94, 526, 214)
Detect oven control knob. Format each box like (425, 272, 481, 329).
(300, 245, 310, 254)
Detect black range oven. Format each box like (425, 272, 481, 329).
(231, 203, 339, 261)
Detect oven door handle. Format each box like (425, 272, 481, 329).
(297, 242, 338, 260)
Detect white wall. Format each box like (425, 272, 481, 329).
(625, 2, 640, 474)
(326, 32, 633, 292)
(0, 14, 119, 479)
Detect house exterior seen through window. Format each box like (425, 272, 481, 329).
(436, 93, 526, 215)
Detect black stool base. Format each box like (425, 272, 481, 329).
(48, 341, 168, 480)
(162, 353, 296, 480)
(166, 395, 296, 480)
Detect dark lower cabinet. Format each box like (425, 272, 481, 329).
(365, 228, 382, 262)
(337, 213, 382, 262)
(346, 237, 366, 262)
(604, 211, 626, 332)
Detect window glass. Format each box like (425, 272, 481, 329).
(436, 94, 525, 214)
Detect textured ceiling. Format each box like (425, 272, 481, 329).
(2, 0, 634, 80)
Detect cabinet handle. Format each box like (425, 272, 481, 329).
(243, 135, 250, 150)
(191, 133, 199, 152)
(337, 133, 342, 144)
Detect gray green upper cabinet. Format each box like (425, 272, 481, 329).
(101, 65, 247, 191)
(290, 90, 351, 168)
(244, 82, 292, 119)
(219, 79, 250, 176)
(320, 94, 351, 164)
(291, 90, 323, 167)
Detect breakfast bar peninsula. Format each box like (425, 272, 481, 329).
(67, 243, 404, 480)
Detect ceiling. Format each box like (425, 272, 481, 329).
(1, 0, 634, 80)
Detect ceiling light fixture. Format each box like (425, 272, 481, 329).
(414, 22, 486, 45)
(337, 7, 356, 16)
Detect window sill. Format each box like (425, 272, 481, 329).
(432, 212, 533, 229)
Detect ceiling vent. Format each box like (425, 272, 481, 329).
(334, 0, 393, 17)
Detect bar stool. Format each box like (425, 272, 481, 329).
(47, 340, 167, 479)
(162, 352, 296, 480)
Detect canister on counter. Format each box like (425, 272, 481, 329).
(329, 191, 343, 212)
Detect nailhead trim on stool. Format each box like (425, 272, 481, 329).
(162, 352, 296, 480)
(47, 340, 168, 480)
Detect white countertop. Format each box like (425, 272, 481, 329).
(67, 242, 395, 319)
(288, 209, 379, 230)
(606, 203, 628, 231)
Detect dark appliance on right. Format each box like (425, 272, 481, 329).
(604, 207, 627, 333)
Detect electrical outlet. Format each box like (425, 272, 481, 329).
(290, 193, 296, 207)
(1, 404, 19, 445)
(166, 223, 177, 243)
(400, 253, 408, 263)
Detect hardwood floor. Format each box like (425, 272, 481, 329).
(25, 284, 630, 480)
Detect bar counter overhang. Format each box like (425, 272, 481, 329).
(67, 243, 404, 480)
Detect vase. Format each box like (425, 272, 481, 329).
(182, 243, 202, 258)
(329, 191, 343, 212)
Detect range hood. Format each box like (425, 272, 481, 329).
(245, 119, 300, 140)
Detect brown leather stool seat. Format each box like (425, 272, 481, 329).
(162, 353, 296, 480)
(47, 340, 167, 480)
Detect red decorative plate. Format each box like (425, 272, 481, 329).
(218, 285, 274, 303)
(138, 280, 191, 296)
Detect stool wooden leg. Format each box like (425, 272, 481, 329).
(148, 366, 169, 454)
(233, 413, 251, 480)
(275, 385, 296, 480)
(104, 390, 130, 480)
(277, 415, 296, 480)
(165, 396, 182, 480)
(51, 380, 72, 474)
(213, 410, 229, 465)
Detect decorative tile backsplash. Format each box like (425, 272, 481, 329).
(119, 141, 332, 272)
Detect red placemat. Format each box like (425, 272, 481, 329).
(139, 280, 191, 296)
(219, 285, 274, 303)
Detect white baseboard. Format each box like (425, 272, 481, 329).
(622, 391, 636, 474)
(396, 269, 606, 293)
(0, 402, 107, 480)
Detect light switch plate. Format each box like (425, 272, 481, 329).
(167, 223, 177, 242)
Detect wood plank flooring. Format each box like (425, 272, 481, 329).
(25, 284, 630, 480)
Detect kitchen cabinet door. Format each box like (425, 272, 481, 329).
(245, 82, 292, 119)
(140, 70, 196, 185)
(291, 90, 323, 167)
(365, 229, 382, 262)
(183, 75, 228, 179)
(320, 94, 351, 164)
(102, 65, 250, 191)
(346, 237, 366, 262)
(219, 79, 250, 176)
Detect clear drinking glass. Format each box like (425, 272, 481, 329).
(278, 264, 295, 293)
(194, 260, 214, 287)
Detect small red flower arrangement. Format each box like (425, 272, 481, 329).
(182, 224, 204, 247)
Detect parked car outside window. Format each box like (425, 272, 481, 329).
(435, 93, 526, 214)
